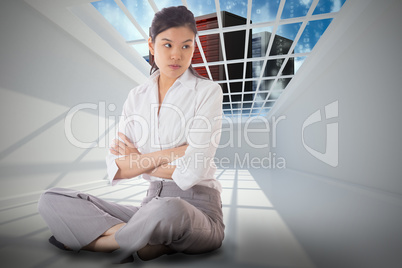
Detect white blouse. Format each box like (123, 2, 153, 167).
(106, 69, 223, 192)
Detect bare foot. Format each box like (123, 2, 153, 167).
(81, 223, 126, 252)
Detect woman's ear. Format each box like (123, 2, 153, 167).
(148, 37, 154, 55)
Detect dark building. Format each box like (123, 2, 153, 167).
(252, 31, 294, 102)
(193, 11, 253, 103)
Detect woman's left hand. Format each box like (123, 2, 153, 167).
(110, 132, 141, 156)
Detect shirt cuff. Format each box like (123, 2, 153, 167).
(105, 154, 126, 186)
(171, 161, 202, 191)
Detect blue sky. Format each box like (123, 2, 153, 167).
(92, 0, 346, 70)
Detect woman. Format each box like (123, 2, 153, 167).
(38, 5, 224, 263)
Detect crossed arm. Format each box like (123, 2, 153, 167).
(110, 132, 187, 180)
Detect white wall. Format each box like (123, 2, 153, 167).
(216, 119, 271, 169)
(268, 0, 402, 195)
(0, 0, 137, 202)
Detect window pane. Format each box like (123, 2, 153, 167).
(267, 90, 283, 100)
(252, 28, 273, 58)
(187, 0, 217, 17)
(155, 0, 182, 9)
(295, 56, 307, 73)
(131, 43, 149, 59)
(313, 0, 347, 15)
(281, 0, 313, 19)
(194, 34, 222, 63)
(92, 0, 142, 41)
(264, 59, 285, 76)
(271, 23, 302, 56)
(295, 19, 332, 53)
(121, 0, 154, 34)
(251, 0, 280, 23)
(219, 0, 248, 19)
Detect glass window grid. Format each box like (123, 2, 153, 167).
(91, 0, 345, 118)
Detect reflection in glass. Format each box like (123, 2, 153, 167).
(253, 101, 265, 108)
(255, 91, 269, 101)
(251, 61, 263, 81)
(282, 58, 294, 76)
(264, 59, 284, 76)
(273, 78, 292, 90)
(264, 101, 275, 108)
(242, 102, 253, 109)
(267, 90, 283, 100)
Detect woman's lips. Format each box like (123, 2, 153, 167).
(169, 64, 181, 70)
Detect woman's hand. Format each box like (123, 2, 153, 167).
(114, 141, 187, 179)
(145, 144, 188, 178)
(110, 132, 141, 156)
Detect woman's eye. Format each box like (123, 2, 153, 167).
(183, 45, 190, 49)
(164, 44, 171, 48)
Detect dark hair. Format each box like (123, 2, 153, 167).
(149, 6, 206, 79)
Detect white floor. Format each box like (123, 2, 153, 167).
(0, 167, 401, 268)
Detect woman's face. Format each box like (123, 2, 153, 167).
(149, 26, 195, 82)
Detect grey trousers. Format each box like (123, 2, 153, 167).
(37, 181, 225, 261)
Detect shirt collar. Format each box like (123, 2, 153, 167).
(138, 68, 197, 94)
(176, 68, 197, 91)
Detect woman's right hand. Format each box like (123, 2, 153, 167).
(110, 132, 141, 156)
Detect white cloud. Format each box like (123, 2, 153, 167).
(331, 0, 342, 13)
(299, 0, 313, 8)
(94, 1, 143, 40)
(294, 56, 306, 73)
(295, 44, 311, 54)
(252, 1, 277, 23)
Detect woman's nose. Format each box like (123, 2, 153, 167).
(170, 48, 181, 60)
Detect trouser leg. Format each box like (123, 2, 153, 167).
(115, 196, 224, 260)
(37, 187, 138, 251)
